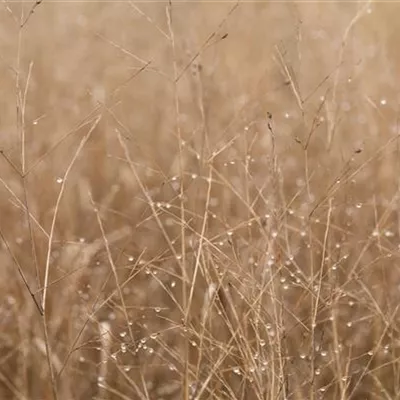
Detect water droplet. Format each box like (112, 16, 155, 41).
(155, 307, 161, 313)
(124, 366, 131, 372)
(56, 177, 63, 184)
(380, 99, 387, 106)
(233, 367, 241, 375)
(171, 281, 176, 288)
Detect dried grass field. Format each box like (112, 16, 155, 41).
(1, 1, 400, 399)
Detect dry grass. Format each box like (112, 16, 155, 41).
(1, 1, 400, 399)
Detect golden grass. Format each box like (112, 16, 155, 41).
(1, 1, 400, 399)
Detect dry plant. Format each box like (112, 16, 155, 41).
(1, 1, 400, 399)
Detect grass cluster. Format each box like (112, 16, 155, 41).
(1, 1, 400, 399)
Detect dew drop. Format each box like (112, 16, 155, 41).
(233, 367, 241, 375)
